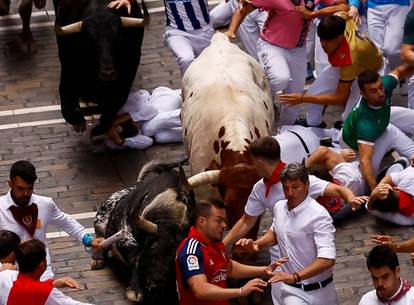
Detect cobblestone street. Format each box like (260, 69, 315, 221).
(0, 3, 413, 305)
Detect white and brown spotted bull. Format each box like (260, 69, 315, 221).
(93, 161, 220, 304)
(181, 32, 274, 240)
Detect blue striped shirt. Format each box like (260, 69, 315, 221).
(164, 0, 210, 31)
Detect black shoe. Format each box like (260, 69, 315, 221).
(294, 118, 308, 127)
(333, 120, 343, 130)
(320, 137, 333, 147)
(90, 124, 106, 144)
(376, 157, 410, 182)
(294, 119, 326, 128)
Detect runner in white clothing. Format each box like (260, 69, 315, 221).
(237, 163, 338, 305)
(0, 161, 104, 280)
(223, 136, 367, 261)
(368, 166, 414, 226)
(305, 146, 369, 220)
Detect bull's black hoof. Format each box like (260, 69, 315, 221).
(72, 121, 86, 133)
(21, 33, 37, 52)
(90, 258, 105, 270)
(126, 289, 143, 302)
(90, 124, 106, 144)
(33, 0, 46, 9)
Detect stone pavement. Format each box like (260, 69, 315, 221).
(0, 3, 413, 305)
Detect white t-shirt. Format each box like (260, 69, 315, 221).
(0, 191, 87, 279)
(245, 175, 329, 216)
(331, 161, 367, 196)
(390, 166, 414, 196)
(359, 286, 414, 305)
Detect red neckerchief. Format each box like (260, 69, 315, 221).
(399, 191, 414, 217)
(328, 37, 352, 67)
(7, 273, 54, 305)
(188, 226, 226, 255)
(9, 203, 38, 236)
(264, 162, 286, 198)
(316, 178, 342, 212)
(377, 278, 412, 304)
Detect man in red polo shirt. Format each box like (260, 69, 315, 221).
(176, 199, 282, 305)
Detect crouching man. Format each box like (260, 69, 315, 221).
(237, 163, 337, 305)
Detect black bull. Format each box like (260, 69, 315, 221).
(94, 164, 196, 304)
(53, 0, 148, 134)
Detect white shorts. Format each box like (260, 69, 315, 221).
(331, 162, 367, 196)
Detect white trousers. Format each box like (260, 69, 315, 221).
(390, 106, 414, 139)
(271, 281, 338, 305)
(368, 4, 409, 71)
(257, 38, 307, 125)
(209, 0, 267, 59)
(305, 65, 361, 126)
(339, 123, 414, 174)
(164, 25, 215, 75)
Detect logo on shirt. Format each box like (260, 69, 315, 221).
(212, 269, 227, 283)
(187, 255, 200, 271)
(22, 215, 33, 226)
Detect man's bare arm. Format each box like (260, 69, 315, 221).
(223, 213, 258, 247)
(358, 142, 377, 191)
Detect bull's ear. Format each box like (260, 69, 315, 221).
(179, 166, 191, 191)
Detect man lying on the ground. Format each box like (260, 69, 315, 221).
(305, 146, 369, 220)
(0, 239, 94, 305)
(367, 165, 414, 225)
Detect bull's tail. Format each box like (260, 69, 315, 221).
(137, 159, 188, 182)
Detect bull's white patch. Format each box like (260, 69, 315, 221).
(187, 255, 200, 271)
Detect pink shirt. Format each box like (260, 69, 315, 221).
(251, 0, 336, 49)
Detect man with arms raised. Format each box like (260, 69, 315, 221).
(224, 136, 366, 259)
(238, 163, 337, 304)
(0, 160, 104, 279)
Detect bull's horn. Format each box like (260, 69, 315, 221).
(120, 17, 147, 27)
(55, 21, 83, 35)
(188, 170, 221, 188)
(136, 216, 158, 234)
